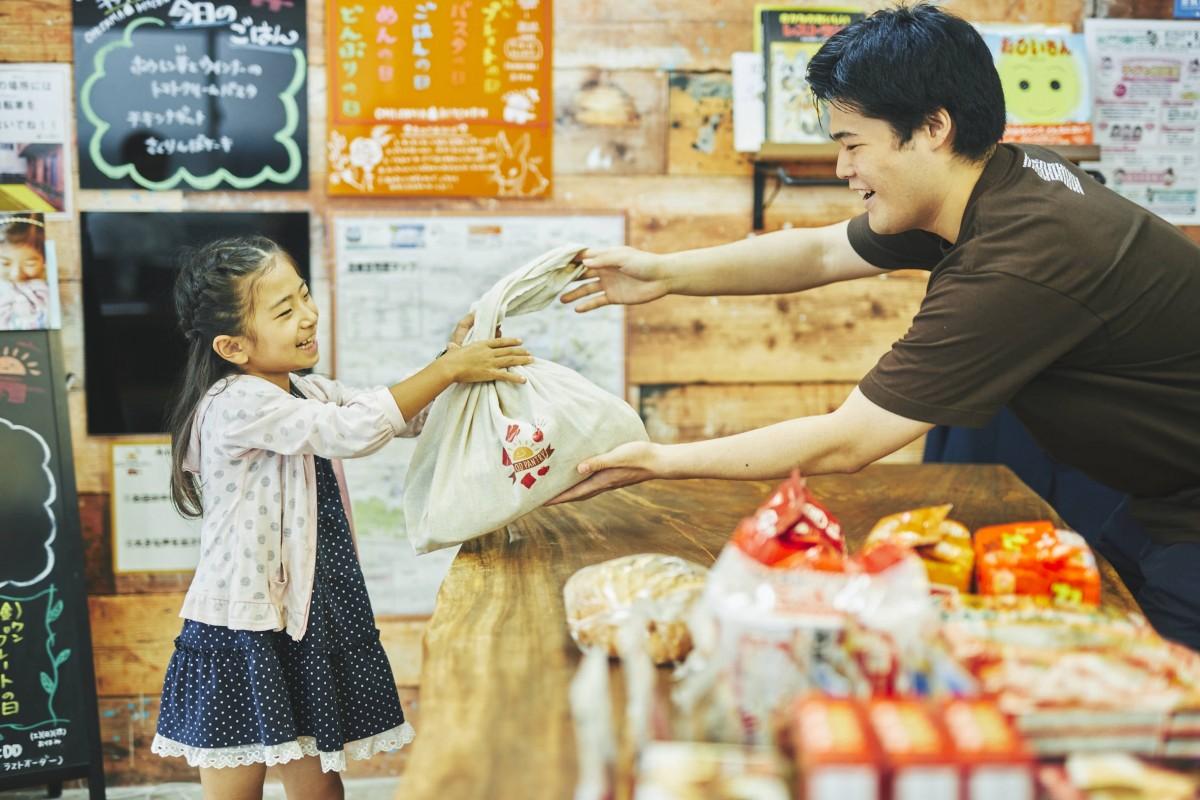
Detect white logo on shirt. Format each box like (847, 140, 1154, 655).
(1023, 152, 1085, 195)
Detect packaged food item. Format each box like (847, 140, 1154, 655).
(570, 648, 616, 800)
(938, 595, 1200, 756)
(866, 699, 958, 800)
(790, 696, 882, 800)
(730, 471, 845, 570)
(865, 505, 975, 592)
(974, 521, 1101, 605)
(1064, 752, 1198, 800)
(564, 553, 708, 664)
(634, 741, 790, 800)
(938, 699, 1034, 800)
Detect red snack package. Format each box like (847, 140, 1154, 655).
(866, 699, 958, 800)
(974, 522, 1101, 605)
(731, 471, 845, 570)
(791, 695, 882, 800)
(938, 699, 1035, 800)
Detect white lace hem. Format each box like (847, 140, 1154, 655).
(151, 721, 415, 773)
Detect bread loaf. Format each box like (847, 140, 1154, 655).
(564, 553, 708, 664)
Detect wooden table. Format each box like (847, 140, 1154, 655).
(398, 465, 1137, 799)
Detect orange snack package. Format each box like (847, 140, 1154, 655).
(791, 696, 882, 800)
(974, 521, 1101, 605)
(865, 505, 975, 592)
(865, 699, 958, 800)
(938, 699, 1035, 800)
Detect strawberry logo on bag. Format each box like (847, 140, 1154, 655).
(501, 421, 554, 489)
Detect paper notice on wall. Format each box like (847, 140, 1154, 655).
(0, 64, 72, 218)
(732, 52, 765, 153)
(112, 441, 202, 573)
(1084, 19, 1200, 223)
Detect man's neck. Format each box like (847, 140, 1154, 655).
(927, 150, 992, 244)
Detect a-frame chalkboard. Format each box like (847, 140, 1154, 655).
(0, 330, 105, 798)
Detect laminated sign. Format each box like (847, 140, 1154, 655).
(404, 244, 648, 553)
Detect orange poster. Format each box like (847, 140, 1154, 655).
(326, 0, 552, 198)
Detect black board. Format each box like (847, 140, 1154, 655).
(0, 330, 105, 798)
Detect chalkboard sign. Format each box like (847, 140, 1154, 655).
(72, 0, 309, 191)
(0, 331, 105, 797)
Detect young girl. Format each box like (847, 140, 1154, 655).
(151, 236, 530, 799)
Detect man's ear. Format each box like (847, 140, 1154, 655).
(923, 108, 955, 152)
(212, 334, 249, 366)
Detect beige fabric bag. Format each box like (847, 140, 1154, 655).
(404, 244, 649, 554)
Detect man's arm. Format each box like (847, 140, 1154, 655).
(547, 388, 932, 504)
(664, 219, 889, 296)
(560, 219, 889, 312)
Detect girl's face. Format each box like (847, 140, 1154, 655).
(0, 242, 45, 282)
(218, 256, 318, 388)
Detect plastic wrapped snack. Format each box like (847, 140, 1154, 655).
(974, 521, 1100, 605)
(730, 471, 845, 571)
(865, 505, 975, 592)
(564, 553, 709, 664)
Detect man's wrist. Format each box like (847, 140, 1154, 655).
(658, 252, 682, 295)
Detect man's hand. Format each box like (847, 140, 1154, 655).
(559, 246, 671, 313)
(545, 441, 665, 505)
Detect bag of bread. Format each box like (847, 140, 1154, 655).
(864, 504, 975, 592)
(404, 244, 649, 553)
(563, 553, 708, 664)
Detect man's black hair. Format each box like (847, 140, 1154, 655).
(806, 4, 1006, 161)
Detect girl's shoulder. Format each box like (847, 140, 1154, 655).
(204, 373, 282, 406)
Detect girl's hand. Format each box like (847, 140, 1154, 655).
(559, 246, 671, 313)
(440, 337, 532, 384)
(544, 441, 666, 505)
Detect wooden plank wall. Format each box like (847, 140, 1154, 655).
(2, 0, 1191, 785)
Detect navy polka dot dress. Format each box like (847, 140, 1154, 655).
(153, 437, 414, 772)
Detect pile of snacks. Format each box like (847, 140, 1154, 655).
(565, 471, 1200, 800)
(938, 595, 1200, 756)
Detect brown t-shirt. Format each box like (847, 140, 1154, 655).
(849, 143, 1200, 543)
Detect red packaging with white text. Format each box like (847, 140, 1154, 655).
(939, 699, 1035, 800)
(865, 699, 958, 800)
(731, 471, 846, 571)
(791, 696, 881, 800)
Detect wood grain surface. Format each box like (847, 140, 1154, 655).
(398, 464, 1136, 800)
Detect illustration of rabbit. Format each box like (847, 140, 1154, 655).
(490, 131, 549, 197)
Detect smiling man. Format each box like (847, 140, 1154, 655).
(552, 4, 1200, 650)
